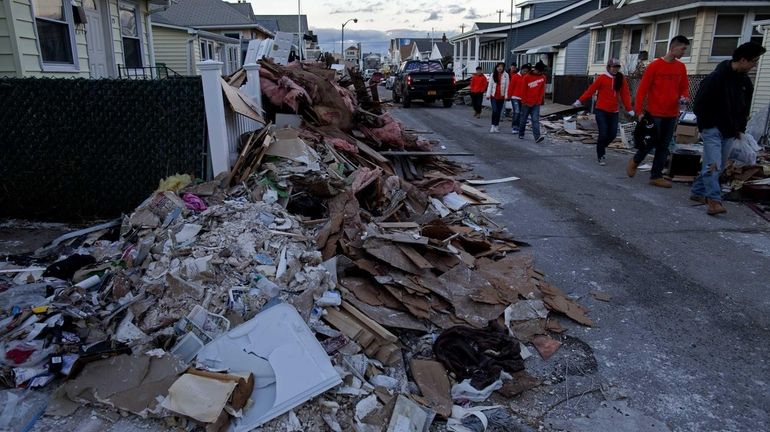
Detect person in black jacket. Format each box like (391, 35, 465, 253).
(690, 42, 766, 216)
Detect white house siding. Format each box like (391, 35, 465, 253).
(751, 25, 770, 116)
(152, 25, 191, 74)
(0, 1, 18, 77)
(554, 49, 566, 75)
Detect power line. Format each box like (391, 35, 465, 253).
(496, 9, 504, 23)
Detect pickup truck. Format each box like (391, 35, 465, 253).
(392, 60, 456, 108)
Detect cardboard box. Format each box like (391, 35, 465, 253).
(668, 151, 702, 177)
(675, 124, 699, 144)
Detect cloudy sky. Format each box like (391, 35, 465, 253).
(246, 0, 518, 55)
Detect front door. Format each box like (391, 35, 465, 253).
(84, 0, 111, 78)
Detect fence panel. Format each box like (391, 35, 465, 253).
(0, 77, 206, 221)
(553, 75, 594, 106)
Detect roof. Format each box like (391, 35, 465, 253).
(254, 19, 279, 32)
(514, 8, 602, 52)
(413, 39, 434, 52)
(474, 23, 503, 31)
(226, 1, 254, 19)
(153, 0, 255, 27)
(580, 0, 767, 28)
(399, 45, 413, 60)
(434, 42, 453, 57)
(252, 15, 309, 33)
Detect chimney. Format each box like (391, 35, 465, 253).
(442, 33, 447, 43)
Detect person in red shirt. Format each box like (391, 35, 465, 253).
(574, 58, 633, 165)
(508, 63, 524, 134)
(519, 61, 547, 143)
(469, 66, 488, 118)
(485, 62, 509, 133)
(627, 35, 690, 188)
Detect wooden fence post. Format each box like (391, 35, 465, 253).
(197, 60, 229, 177)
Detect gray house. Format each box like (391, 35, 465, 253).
(451, 0, 609, 76)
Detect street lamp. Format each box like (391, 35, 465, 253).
(341, 18, 358, 60)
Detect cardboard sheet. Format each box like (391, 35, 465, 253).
(161, 374, 237, 423)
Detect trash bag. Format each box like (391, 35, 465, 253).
(633, 113, 657, 150)
(746, 105, 769, 143)
(728, 133, 761, 165)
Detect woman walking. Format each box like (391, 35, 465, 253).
(485, 62, 509, 133)
(573, 58, 634, 165)
(469, 66, 488, 118)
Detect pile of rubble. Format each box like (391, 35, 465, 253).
(0, 59, 594, 431)
(541, 113, 633, 150)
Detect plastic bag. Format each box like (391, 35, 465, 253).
(633, 113, 657, 149)
(746, 105, 769, 143)
(728, 133, 761, 165)
(0, 389, 48, 432)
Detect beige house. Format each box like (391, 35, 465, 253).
(152, 22, 241, 75)
(0, 0, 164, 78)
(578, 0, 770, 76)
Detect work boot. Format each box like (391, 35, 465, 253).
(626, 159, 638, 177)
(649, 178, 673, 188)
(689, 195, 707, 204)
(706, 199, 727, 216)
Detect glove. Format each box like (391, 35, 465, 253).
(572, 100, 582, 108)
(627, 110, 635, 117)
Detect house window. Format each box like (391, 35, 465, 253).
(653, 21, 671, 58)
(678, 17, 695, 41)
(630, 29, 643, 54)
(32, 0, 76, 65)
(521, 6, 532, 21)
(594, 29, 607, 63)
(751, 14, 770, 45)
(120, 3, 142, 68)
(224, 32, 241, 40)
(609, 28, 622, 60)
(200, 41, 214, 60)
(712, 14, 744, 57)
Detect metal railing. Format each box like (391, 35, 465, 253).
(118, 65, 182, 80)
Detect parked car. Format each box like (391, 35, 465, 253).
(392, 60, 456, 108)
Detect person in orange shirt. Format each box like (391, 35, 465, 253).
(574, 58, 633, 165)
(469, 66, 488, 118)
(519, 61, 547, 143)
(627, 35, 690, 188)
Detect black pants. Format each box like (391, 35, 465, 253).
(633, 116, 677, 179)
(470, 92, 483, 114)
(595, 109, 619, 160)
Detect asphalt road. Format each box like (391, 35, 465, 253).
(389, 99, 770, 432)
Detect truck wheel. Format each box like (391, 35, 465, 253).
(402, 96, 411, 108)
(443, 99, 453, 108)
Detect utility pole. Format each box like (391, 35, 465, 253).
(460, 23, 465, 34)
(496, 9, 504, 23)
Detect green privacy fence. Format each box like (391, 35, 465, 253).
(0, 77, 206, 221)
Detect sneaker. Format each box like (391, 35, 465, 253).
(649, 178, 673, 188)
(494, 126, 500, 133)
(490, 125, 496, 133)
(689, 195, 707, 204)
(518, 135, 525, 139)
(598, 156, 607, 166)
(706, 199, 727, 216)
(535, 136, 545, 144)
(626, 159, 638, 178)
(512, 128, 519, 134)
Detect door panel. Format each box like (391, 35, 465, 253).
(85, 2, 110, 78)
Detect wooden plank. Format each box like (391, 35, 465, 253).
(377, 222, 420, 229)
(355, 139, 389, 163)
(341, 301, 398, 343)
(374, 233, 430, 245)
(466, 176, 520, 185)
(380, 151, 474, 156)
(459, 184, 500, 205)
(398, 245, 434, 269)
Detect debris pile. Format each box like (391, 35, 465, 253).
(0, 59, 594, 431)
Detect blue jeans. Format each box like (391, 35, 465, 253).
(595, 109, 619, 160)
(491, 99, 505, 126)
(690, 128, 732, 201)
(511, 99, 521, 131)
(519, 104, 541, 139)
(633, 116, 676, 179)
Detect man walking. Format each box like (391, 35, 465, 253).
(690, 42, 766, 215)
(509, 63, 529, 134)
(627, 36, 690, 187)
(469, 66, 488, 118)
(519, 61, 547, 143)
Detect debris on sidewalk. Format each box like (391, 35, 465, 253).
(0, 57, 596, 431)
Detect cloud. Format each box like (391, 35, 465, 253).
(464, 8, 480, 19)
(448, 5, 465, 14)
(426, 11, 441, 21)
(329, 1, 386, 14)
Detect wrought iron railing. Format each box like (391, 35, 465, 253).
(118, 65, 182, 80)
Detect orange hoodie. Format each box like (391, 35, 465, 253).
(578, 73, 632, 113)
(469, 74, 488, 93)
(634, 58, 689, 117)
(508, 73, 523, 98)
(521, 72, 546, 106)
